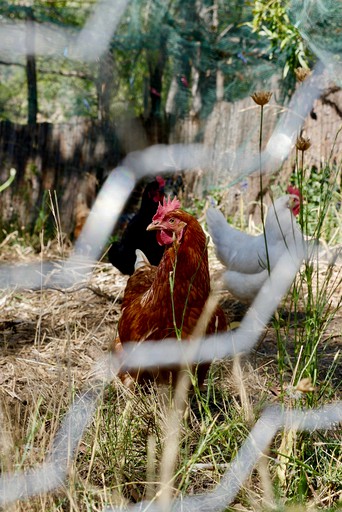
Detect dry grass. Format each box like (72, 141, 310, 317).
(0, 235, 341, 510)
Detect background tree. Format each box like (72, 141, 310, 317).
(0, 0, 96, 123)
(25, 6, 38, 125)
(0, 0, 323, 126)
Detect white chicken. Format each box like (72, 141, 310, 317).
(206, 187, 307, 301)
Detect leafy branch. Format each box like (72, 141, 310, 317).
(246, 0, 312, 77)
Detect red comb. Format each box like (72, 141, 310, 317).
(156, 175, 165, 187)
(286, 185, 301, 198)
(153, 196, 181, 221)
(287, 185, 302, 216)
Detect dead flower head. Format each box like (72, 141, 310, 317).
(295, 377, 316, 394)
(296, 135, 311, 151)
(295, 67, 311, 82)
(251, 90, 272, 106)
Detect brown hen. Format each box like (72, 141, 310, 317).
(116, 197, 227, 385)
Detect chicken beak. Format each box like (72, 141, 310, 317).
(146, 220, 162, 231)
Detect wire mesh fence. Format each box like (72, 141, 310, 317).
(0, 1, 341, 510)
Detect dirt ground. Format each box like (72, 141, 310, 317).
(0, 241, 340, 410)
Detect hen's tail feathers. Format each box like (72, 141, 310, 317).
(108, 242, 132, 275)
(134, 249, 151, 272)
(206, 207, 227, 240)
(206, 208, 232, 263)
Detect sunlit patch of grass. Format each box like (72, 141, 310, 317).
(272, 429, 342, 508)
(78, 369, 255, 507)
(273, 128, 342, 398)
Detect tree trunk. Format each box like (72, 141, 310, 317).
(96, 50, 116, 123)
(25, 7, 38, 126)
(145, 32, 168, 143)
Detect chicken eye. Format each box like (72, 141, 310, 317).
(169, 218, 175, 224)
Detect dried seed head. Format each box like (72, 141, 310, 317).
(295, 377, 316, 394)
(295, 67, 311, 82)
(251, 90, 272, 106)
(296, 135, 311, 151)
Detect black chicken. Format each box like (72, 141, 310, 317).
(108, 176, 165, 275)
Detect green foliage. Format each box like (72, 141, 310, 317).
(246, 0, 313, 77)
(80, 373, 250, 504)
(289, 0, 342, 72)
(0, 0, 309, 123)
(37, 70, 98, 121)
(0, 0, 97, 123)
(0, 82, 12, 118)
(0, 66, 27, 122)
(3, 0, 338, 123)
(302, 164, 341, 242)
(272, 429, 341, 504)
(0, 0, 95, 26)
(274, 133, 342, 402)
(291, 126, 342, 244)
